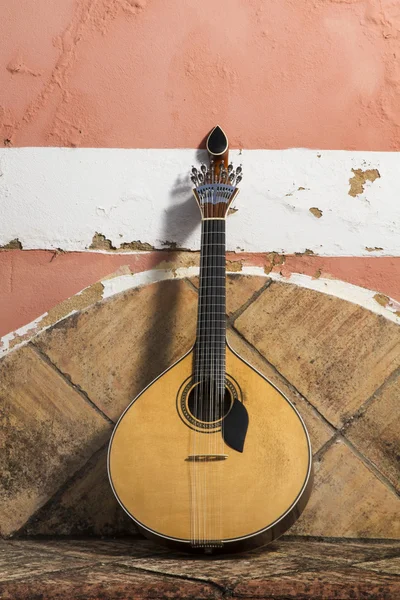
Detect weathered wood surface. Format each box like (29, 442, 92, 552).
(0, 538, 399, 599)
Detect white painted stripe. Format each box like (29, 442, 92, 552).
(0, 148, 399, 255)
(1, 268, 399, 358)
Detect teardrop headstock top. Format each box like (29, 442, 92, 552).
(191, 126, 242, 219)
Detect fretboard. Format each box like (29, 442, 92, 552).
(194, 219, 226, 388)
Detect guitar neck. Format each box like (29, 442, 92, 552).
(194, 218, 226, 385)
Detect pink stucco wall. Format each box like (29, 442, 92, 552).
(2, 0, 400, 149)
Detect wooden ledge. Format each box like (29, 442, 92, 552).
(0, 537, 399, 599)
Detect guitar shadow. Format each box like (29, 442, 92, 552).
(132, 157, 204, 416)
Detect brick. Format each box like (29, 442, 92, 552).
(0, 346, 111, 536)
(35, 280, 198, 421)
(226, 329, 333, 453)
(345, 372, 400, 491)
(291, 439, 400, 538)
(235, 281, 400, 427)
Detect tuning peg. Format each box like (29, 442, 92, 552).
(191, 166, 198, 175)
(228, 163, 233, 173)
(198, 173, 204, 183)
(228, 173, 235, 183)
(236, 175, 242, 184)
(200, 164, 207, 174)
(191, 175, 197, 185)
(236, 165, 242, 175)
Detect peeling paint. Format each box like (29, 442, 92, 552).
(226, 260, 243, 272)
(366, 247, 384, 252)
(89, 233, 155, 252)
(0, 238, 22, 250)
(295, 249, 315, 257)
(374, 293, 389, 307)
(119, 240, 155, 251)
(50, 248, 66, 262)
(313, 268, 322, 280)
(264, 252, 285, 274)
(7, 281, 104, 351)
(89, 233, 115, 251)
(101, 265, 132, 279)
(41, 282, 104, 326)
(309, 207, 323, 218)
(155, 252, 199, 271)
(348, 168, 380, 197)
(161, 240, 178, 250)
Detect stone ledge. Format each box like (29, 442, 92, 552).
(0, 538, 399, 599)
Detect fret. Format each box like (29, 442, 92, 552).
(197, 319, 226, 328)
(193, 373, 226, 379)
(194, 358, 225, 362)
(193, 377, 226, 380)
(201, 243, 226, 247)
(198, 301, 226, 306)
(195, 338, 226, 342)
(194, 365, 226, 370)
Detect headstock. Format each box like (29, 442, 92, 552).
(191, 126, 242, 219)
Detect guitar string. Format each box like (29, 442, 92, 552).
(213, 190, 221, 545)
(199, 208, 207, 545)
(198, 190, 204, 546)
(210, 196, 216, 545)
(219, 194, 227, 544)
(194, 207, 206, 545)
(214, 207, 219, 545)
(207, 188, 218, 540)
(203, 192, 212, 545)
(192, 179, 232, 546)
(204, 186, 210, 545)
(216, 195, 222, 545)
(201, 183, 209, 544)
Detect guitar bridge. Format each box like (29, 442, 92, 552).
(185, 454, 228, 462)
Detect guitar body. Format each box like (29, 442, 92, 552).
(108, 343, 312, 554)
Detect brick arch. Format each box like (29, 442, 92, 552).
(1, 275, 399, 539)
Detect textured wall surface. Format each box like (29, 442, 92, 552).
(1, 276, 399, 539)
(2, 0, 400, 150)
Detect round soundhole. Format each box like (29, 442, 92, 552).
(187, 382, 232, 424)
